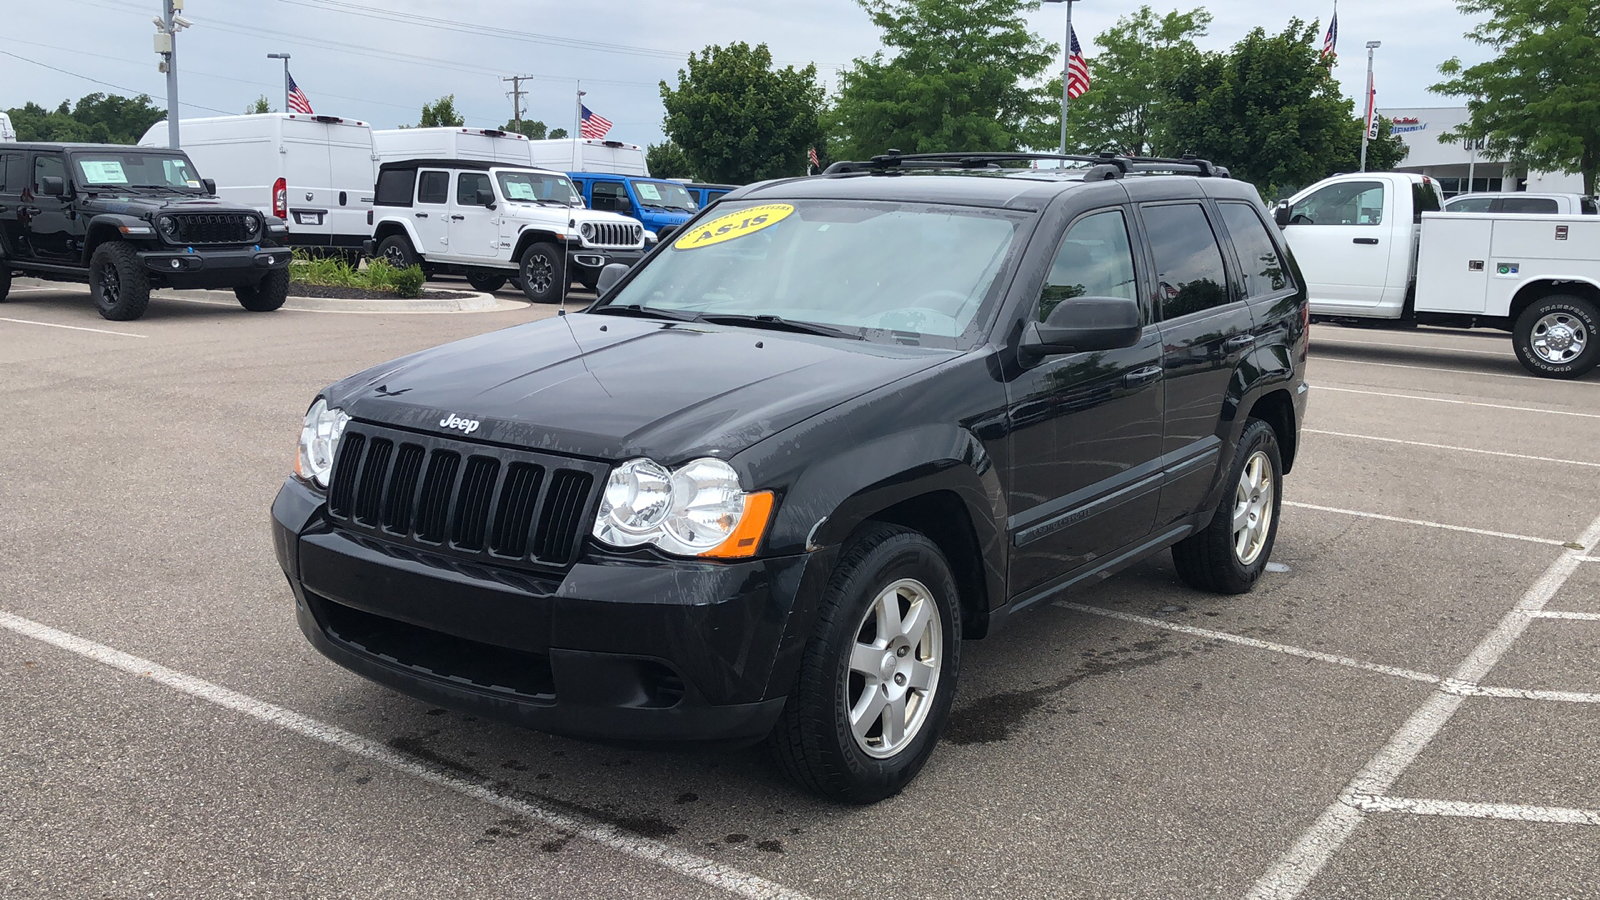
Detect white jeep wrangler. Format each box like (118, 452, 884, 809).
(366, 160, 648, 302)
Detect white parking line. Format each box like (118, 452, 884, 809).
(0, 316, 148, 338)
(1305, 429, 1600, 469)
(1313, 355, 1600, 386)
(1461, 686, 1600, 704)
(1528, 610, 1600, 621)
(1056, 603, 1443, 686)
(1349, 795, 1600, 826)
(1314, 385, 1600, 420)
(1284, 501, 1572, 548)
(1245, 512, 1600, 900)
(1312, 336, 1515, 357)
(0, 610, 814, 900)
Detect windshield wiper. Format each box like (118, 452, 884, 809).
(589, 303, 698, 322)
(691, 313, 865, 341)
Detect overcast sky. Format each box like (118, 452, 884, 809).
(4, 0, 1491, 146)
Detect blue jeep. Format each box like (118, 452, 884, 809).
(567, 173, 698, 242)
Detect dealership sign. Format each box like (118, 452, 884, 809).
(1390, 116, 1428, 134)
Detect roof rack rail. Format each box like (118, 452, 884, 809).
(821, 150, 1229, 179)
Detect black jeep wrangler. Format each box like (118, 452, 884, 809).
(271, 152, 1309, 803)
(0, 143, 291, 320)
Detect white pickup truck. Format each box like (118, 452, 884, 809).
(1276, 172, 1600, 378)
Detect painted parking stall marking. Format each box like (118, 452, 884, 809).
(0, 316, 149, 338)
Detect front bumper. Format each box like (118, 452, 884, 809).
(565, 243, 645, 274)
(139, 244, 290, 289)
(272, 478, 822, 744)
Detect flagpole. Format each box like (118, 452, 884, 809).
(573, 83, 584, 170)
(1059, 0, 1074, 158)
(1359, 41, 1380, 172)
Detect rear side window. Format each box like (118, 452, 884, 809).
(1500, 196, 1559, 214)
(1583, 197, 1598, 216)
(1412, 181, 1441, 222)
(1038, 209, 1139, 323)
(0, 153, 18, 192)
(1446, 196, 1493, 213)
(1218, 202, 1290, 299)
(457, 171, 491, 205)
(375, 169, 415, 207)
(1143, 203, 1231, 320)
(1290, 180, 1385, 226)
(416, 170, 449, 205)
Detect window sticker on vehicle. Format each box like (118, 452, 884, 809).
(673, 204, 796, 250)
(79, 161, 128, 184)
(505, 181, 536, 201)
(636, 183, 662, 202)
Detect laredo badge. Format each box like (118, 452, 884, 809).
(673, 204, 795, 250)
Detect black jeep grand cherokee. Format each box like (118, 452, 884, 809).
(272, 152, 1309, 803)
(0, 143, 291, 320)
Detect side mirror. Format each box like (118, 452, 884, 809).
(594, 263, 631, 298)
(202, 177, 217, 196)
(1273, 201, 1292, 228)
(1020, 295, 1143, 361)
(475, 188, 496, 209)
(40, 176, 65, 197)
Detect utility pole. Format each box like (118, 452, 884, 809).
(153, 0, 191, 148)
(1359, 40, 1381, 172)
(502, 75, 532, 130)
(268, 53, 292, 113)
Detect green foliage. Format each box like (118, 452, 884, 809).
(6, 93, 166, 144)
(246, 95, 274, 115)
(290, 250, 426, 298)
(386, 263, 427, 299)
(1430, 0, 1600, 194)
(503, 119, 548, 140)
(829, 0, 1057, 160)
(1341, 116, 1410, 176)
(549, 127, 569, 140)
(646, 141, 696, 180)
(1036, 6, 1212, 155)
(419, 95, 465, 128)
(660, 42, 824, 183)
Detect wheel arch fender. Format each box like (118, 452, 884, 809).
(1509, 277, 1600, 322)
(512, 228, 565, 260)
(372, 217, 422, 253)
(83, 214, 151, 264)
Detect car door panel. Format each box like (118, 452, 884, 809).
(412, 169, 453, 260)
(1281, 178, 1396, 312)
(0, 152, 26, 258)
(451, 171, 501, 259)
(27, 153, 78, 262)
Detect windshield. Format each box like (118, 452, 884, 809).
(72, 152, 202, 192)
(633, 179, 697, 212)
(597, 200, 1026, 348)
(497, 170, 580, 206)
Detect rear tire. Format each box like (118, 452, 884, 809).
(235, 268, 289, 312)
(89, 242, 151, 321)
(1172, 419, 1282, 595)
(376, 234, 420, 272)
(768, 524, 961, 804)
(1512, 295, 1598, 379)
(466, 272, 508, 293)
(0, 267, 10, 301)
(517, 242, 563, 303)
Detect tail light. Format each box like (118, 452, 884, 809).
(272, 177, 287, 219)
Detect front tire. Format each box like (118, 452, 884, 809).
(517, 242, 563, 303)
(1172, 418, 1283, 595)
(768, 524, 961, 804)
(89, 242, 151, 321)
(235, 268, 289, 312)
(1513, 295, 1598, 379)
(466, 272, 508, 293)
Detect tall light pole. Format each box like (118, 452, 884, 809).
(152, 0, 192, 147)
(1045, 0, 1078, 157)
(268, 53, 292, 113)
(1359, 40, 1381, 172)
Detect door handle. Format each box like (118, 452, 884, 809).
(21, 206, 40, 216)
(1124, 366, 1163, 388)
(1225, 334, 1257, 352)
(449, 214, 465, 221)
(415, 213, 429, 219)
(1352, 237, 1379, 245)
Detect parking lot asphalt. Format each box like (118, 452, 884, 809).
(3, 282, 1597, 899)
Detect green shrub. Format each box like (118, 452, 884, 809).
(392, 266, 426, 298)
(290, 250, 427, 297)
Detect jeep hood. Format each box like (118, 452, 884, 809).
(330, 313, 957, 462)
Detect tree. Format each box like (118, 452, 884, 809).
(419, 95, 465, 128)
(246, 95, 274, 115)
(6, 93, 165, 144)
(1160, 20, 1360, 195)
(1336, 115, 1410, 175)
(1036, 6, 1212, 155)
(660, 42, 824, 183)
(549, 128, 569, 140)
(829, 0, 1057, 160)
(502, 119, 548, 140)
(1430, 0, 1600, 194)
(646, 141, 696, 180)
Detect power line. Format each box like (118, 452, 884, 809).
(0, 49, 235, 115)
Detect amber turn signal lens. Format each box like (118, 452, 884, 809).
(700, 491, 775, 559)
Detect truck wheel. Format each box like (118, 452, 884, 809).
(517, 242, 563, 303)
(235, 268, 290, 312)
(376, 234, 420, 271)
(768, 524, 961, 804)
(90, 242, 151, 321)
(466, 273, 508, 293)
(0, 267, 10, 301)
(1172, 419, 1282, 595)
(1513, 295, 1598, 379)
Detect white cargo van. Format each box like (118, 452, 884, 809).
(371, 127, 534, 166)
(0, 113, 15, 142)
(140, 113, 377, 259)
(529, 138, 649, 176)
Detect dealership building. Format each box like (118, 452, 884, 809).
(1378, 106, 1585, 198)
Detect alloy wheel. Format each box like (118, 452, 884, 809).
(845, 577, 942, 759)
(99, 265, 120, 305)
(1531, 312, 1588, 365)
(524, 254, 554, 294)
(1232, 450, 1274, 566)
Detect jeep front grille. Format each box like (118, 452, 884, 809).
(586, 221, 643, 248)
(326, 423, 602, 570)
(170, 213, 258, 244)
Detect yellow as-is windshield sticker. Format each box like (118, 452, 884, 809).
(674, 204, 795, 250)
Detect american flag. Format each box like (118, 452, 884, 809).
(1066, 26, 1090, 100)
(808, 147, 820, 169)
(580, 105, 613, 140)
(1322, 9, 1338, 60)
(287, 72, 313, 114)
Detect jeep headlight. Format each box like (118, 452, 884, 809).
(580, 223, 595, 242)
(594, 457, 774, 558)
(295, 398, 350, 489)
(243, 215, 261, 237)
(157, 215, 178, 238)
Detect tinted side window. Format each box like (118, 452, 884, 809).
(1583, 197, 1597, 216)
(1412, 181, 1441, 222)
(1446, 196, 1493, 213)
(1143, 203, 1231, 320)
(416, 170, 449, 205)
(1500, 196, 1559, 214)
(591, 181, 628, 211)
(0, 153, 14, 192)
(457, 171, 491, 205)
(33, 154, 65, 194)
(374, 169, 415, 207)
(1038, 209, 1138, 323)
(1219, 202, 1290, 299)
(1291, 180, 1385, 226)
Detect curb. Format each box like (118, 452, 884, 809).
(169, 288, 529, 314)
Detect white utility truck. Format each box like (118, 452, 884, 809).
(140, 114, 378, 261)
(371, 127, 534, 166)
(529, 138, 649, 176)
(1277, 172, 1600, 378)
